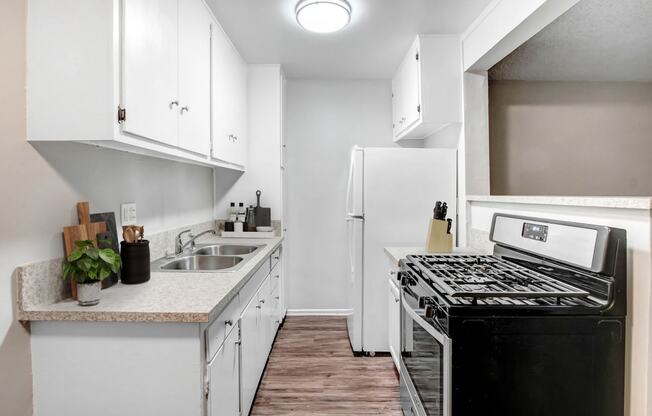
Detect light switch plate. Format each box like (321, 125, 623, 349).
(121, 203, 137, 226)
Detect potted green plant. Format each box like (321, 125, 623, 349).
(62, 240, 122, 306)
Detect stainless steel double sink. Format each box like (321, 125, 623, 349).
(152, 244, 263, 273)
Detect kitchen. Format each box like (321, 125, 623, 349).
(1, 0, 651, 415)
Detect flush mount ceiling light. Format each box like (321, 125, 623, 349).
(295, 0, 352, 33)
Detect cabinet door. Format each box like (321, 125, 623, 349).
(178, 0, 211, 155)
(270, 283, 281, 336)
(401, 40, 421, 132)
(388, 279, 401, 369)
(240, 293, 259, 416)
(122, 0, 178, 146)
(208, 325, 240, 416)
(211, 24, 247, 166)
(258, 277, 273, 363)
(231, 57, 248, 167)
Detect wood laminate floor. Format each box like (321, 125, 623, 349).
(251, 316, 402, 416)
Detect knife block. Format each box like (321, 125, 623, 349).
(426, 219, 453, 253)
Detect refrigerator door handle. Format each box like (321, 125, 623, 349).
(346, 214, 364, 220)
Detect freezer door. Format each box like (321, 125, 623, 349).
(362, 148, 456, 352)
(345, 216, 364, 352)
(346, 147, 364, 217)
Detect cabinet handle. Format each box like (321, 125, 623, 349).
(234, 340, 241, 346)
(273, 255, 280, 260)
(256, 305, 262, 309)
(169, 100, 179, 109)
(225, 320, 233, 326)
(259, 299, 265, 304)
(274, 275, 280, 279)
(180, 106, 189, 114)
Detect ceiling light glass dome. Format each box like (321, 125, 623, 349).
(295, 0, 352, 33)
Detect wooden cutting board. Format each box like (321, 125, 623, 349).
(62, 202, 108, 299)
(77, 202, 107, 245)
(63, 224, 89, 256)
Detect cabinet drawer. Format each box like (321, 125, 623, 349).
(206, 294, 240, 362)
(270, 247, 281, 270)
(238, 260, 270, 315)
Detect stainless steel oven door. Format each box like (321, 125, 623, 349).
(400, 293, 452, 416)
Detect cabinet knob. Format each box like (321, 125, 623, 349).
(275, 296, 280, 300)
(255, 305, 262, 309)
(169, 100, 179, 109)
(259, 299, 265, 304)
(274, 274, 280, 279)
(180, 106, 189, 114)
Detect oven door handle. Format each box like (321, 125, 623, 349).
(401, 293, 448, 344)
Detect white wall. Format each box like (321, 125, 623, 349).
(0, 1, 214, 412)
(214, 65, 283, 220)
(284, 80, 396, 310)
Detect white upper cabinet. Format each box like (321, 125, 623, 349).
(211, 24, 248, 168)
(178, 0, 212, 155)
(26, 0, 246, 171)
(122, 0, 179, 147)
(392, 35, 463, 142)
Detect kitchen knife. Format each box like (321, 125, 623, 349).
(440, 202, 448, 220)
(447, 219, 453, 234)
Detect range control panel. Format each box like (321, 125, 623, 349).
(522, 222, 548, 242)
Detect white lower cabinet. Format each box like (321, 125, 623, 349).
(388, 277, 401, 370)
(208, 324, 240, 416)
(30, 246, 284, 416)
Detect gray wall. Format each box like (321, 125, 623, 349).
(0, 1, 214, 413)
(489, 80, 652, 196)
(284, 80, 396, 311)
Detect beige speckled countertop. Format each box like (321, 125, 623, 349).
(19, 236, 283, 324)
(384, 246, 478, 266)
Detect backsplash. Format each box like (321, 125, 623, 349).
(16, 220, 216, 316)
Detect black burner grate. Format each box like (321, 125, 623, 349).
(407, 254, 591, 301)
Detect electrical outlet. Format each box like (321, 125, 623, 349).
(121, 203, 137, 226)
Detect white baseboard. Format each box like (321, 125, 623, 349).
(285, 309, 352, 317)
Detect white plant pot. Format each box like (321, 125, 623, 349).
(77, 281, 101, 306)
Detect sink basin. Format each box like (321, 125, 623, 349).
(160, 255, 243, 272)
(194, 245, 260, 256)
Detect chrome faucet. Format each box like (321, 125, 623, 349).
(174, 229, 217, 255)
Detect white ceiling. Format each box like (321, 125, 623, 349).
(206, 0, 491, 79)
(490, 0, 652, 82)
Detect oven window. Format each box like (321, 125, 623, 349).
(402, 316, 444, 416)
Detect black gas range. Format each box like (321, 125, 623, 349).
(398, 213, 627, 416)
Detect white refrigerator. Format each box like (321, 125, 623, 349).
(345, 146, 457, 353)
